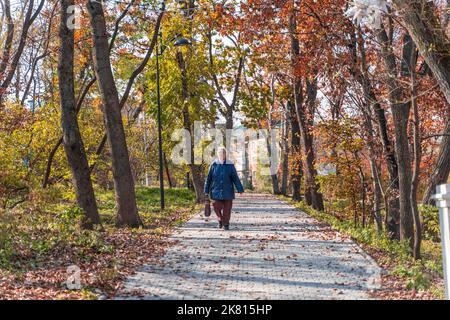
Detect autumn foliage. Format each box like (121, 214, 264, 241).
(0, 0, 449, 299)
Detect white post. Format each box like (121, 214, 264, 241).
(433, 183, 450, 299)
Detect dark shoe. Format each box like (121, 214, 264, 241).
(218, 221, 223, 229)
(223, 225, 230, 230)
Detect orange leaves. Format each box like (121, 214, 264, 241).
(92, 97, 103, 113)
(289, 150, 303, 173)
(0, 104, 32, 133)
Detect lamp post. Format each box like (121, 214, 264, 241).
(155, 32, 191, 210)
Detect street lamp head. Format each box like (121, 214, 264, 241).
(174, 37, 191, 47)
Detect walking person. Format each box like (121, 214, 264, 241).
(204, 147, 244, 230)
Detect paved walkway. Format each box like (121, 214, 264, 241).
(121, 193, 381, 300)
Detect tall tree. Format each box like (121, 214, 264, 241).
(377, 26, 414, 245)
(176, 50, 205, 202)
(86, 0, 141, 227)
(267, 75, 281, 195)
(289, 100, 302, 201)
(280, 100, 290, 196)
(289, 11, 324, 211)
(349, 26, 400, 238)
(59, 0, 101, 229)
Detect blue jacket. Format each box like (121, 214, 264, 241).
(204, 159, 244, 200)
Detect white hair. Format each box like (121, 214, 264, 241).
(217, 146, 227, 155)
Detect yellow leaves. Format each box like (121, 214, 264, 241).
(210, 10, 219, 20)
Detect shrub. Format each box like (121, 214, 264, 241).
(0, 210, 17, 268)
(420, 204, 440, 242)
(393, 264, 432, 291)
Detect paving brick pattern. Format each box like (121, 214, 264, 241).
(121, 193, 381, 300)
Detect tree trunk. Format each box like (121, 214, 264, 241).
(42, 137, 63, 188)
(177, 51, 205, 203)
(377, 27, 414, 246)
(190, 165, 205, 203)
(356, 157, 367, 227)
(361, 94, 384, 232)
(289, 13, 305, 203)
(86, 0, 141, 228)
(372, 94, 401, 239)
(352, 27, 400, 238)
(301, 78, 324, 211)
(164, 153, 174, 188)
(59, 0, 101, 229)
(370, 156, 384, 233)
(289, 100, 302, 201)
(402, 32, 422, 258)
(265, 131, 281, 195)
(281, 111, 289, 196)
(293, 80, 308, 205)
(267, 83, 281, 195)
(186, 172, 191, 189)
(410, 66, 422, 259)
(292, 78, 323, 209)
(289, 12, 323, 210)
(225, 108, 233, 130)
(0, 0, 14, 81)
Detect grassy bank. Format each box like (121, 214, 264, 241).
(280, 196, 445, 300)
(0, 186, 198, 299)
